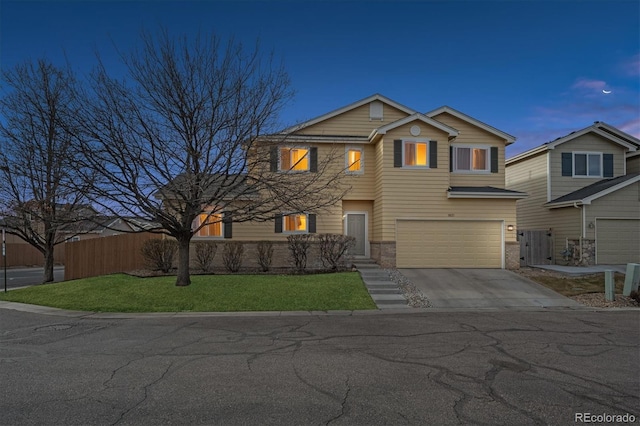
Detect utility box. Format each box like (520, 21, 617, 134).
(622, 263, 640, 297)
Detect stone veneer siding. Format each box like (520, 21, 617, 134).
(505, 242, 520, 270)
(370, 241, 397, 268)
(566, 239, 596, 266)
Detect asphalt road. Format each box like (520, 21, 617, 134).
(0, 307, 638, 425)
(1, 266, 64, 289)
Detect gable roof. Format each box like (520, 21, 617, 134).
(282, 93, 417, 134)
(369, 113, 459, 140)
(507, 122, 639, 165)
(545, 173, 640, 208)
(425, 106, 516, 145)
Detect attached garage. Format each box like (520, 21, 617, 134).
(396, 220, 504, 268)
(596, 219, 640, 264)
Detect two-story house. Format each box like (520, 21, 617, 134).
(505, 122, 640, 265)
(194, 94, 525, 269)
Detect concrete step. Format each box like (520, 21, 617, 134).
(368, 288, 402, 295)
(353, 258, 377, 264)
(358, 271, 389, 278)
(353, 263, 380, 269)
(364, 280, 398, 287)
(378, 304, 411, 310)
(365, 283, 398, 289)
(370, 294, 408, 304)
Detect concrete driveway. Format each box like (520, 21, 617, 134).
(399, 268, 582, 309)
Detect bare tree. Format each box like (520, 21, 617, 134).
(76, 29, 348, 286)
(0, 59, 91, 283)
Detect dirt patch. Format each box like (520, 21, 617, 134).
(515, 267, 639, 309)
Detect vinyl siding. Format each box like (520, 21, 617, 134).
(627, 155, 640, 173)
(547, 207, 582, 262)
(550, 133, 626, 199)
(343, 144, 376, 199)
(230, 203, 342, 241)
(584, 182, 640, 240)
(295, 103, 410, 137)
(430, 112, 507, 188)
(506, 152, 549, 229)
(372, 137, 385, 242)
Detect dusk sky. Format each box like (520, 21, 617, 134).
(2, 1, 639, 157)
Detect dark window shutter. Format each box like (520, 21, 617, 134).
(223, 212, 232, 239)
(603, 154, 614, 177)
(270, 147, 278, 172)
(308, 214, 316, 233)
(309, 147, 318, 172)
(450, 146, 454, 172)
(561, 153, 573, 176)
(394, 140, 402, 167)
(490, 147, 499, 173)
(429, 141, 437, 168)
(274, 214, 283, 233)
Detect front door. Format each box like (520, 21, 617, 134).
(346, 213, 367, 257)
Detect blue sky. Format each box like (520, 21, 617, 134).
(2, 1, 639, 156)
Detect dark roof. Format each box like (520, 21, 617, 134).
(547, 173, 640, 205)
(156, 173, 256, 200)
(449, 186, 526, 195)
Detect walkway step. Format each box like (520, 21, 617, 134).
(365, 282, 398, 288)
(378, 304, 411, 310)
(358, 271, 389, 278)
(352, 258, 377, 265)
(371, 294, 408, 304)
(353, 263, 380, 269)
(368, 288, 402, 295)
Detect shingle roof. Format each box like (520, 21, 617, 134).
(546, 173, 640, 205)
(448, 186, 527, 199)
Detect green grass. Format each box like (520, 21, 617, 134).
(0, 273, 376, 312)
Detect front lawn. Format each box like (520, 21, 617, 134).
(0, 273, 377, 312)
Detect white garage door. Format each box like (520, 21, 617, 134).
(396, 220, 503, 268)
(596, 219, 640, 264)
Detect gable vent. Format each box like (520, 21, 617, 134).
(369, 100, 383, 121)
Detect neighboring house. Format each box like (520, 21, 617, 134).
(185, 94, 525, 269)
(505, 122, 640, 265)
(59, 216, 139, 242)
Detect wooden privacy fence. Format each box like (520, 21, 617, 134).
(3, 243, 64, 267)
(64, 232, 162, 280)
(518, 229, 553, 266)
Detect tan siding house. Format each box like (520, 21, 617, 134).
(506, 122, 640, 265)
(193, 94, 525, 269)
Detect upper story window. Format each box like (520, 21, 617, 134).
(574, 152, 601, 177)
(346, 147, 363, 174)
(280, 147, 309, 172)
(403, 141, 429, 167)
(194, 210, 223, 237)
(453, 145, 490, 173)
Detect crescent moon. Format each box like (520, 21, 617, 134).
(602, 90, 612, 94)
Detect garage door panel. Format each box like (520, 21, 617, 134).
(397, 220, 503, 268)
(596, 219, 640, 264)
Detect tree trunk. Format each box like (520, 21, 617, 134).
(43, 246, 55, 283)
(175, 237, 191, 287)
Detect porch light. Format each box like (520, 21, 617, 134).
(506, 224, 515, 232)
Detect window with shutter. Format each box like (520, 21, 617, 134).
(572, 152, 602, 177)
(451, 145, 491, 173)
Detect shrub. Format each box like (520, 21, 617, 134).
(317, 234, 356, 271)
(287, 234, 314, 272)
(141, 239, 177, 273)
(256, 241, 274, 272)
(194, 241, 217, 273)
(222, 242, 244, 273)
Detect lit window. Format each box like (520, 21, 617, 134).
(404, 142, 428, 167)
(284, 214, 307, 233)
(194, 211, 223, 237)
(346, 148, 363, 173)
(574, 153, 601, 177)
(453, 146, 489, 172)
(280, 147, 309, 171)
